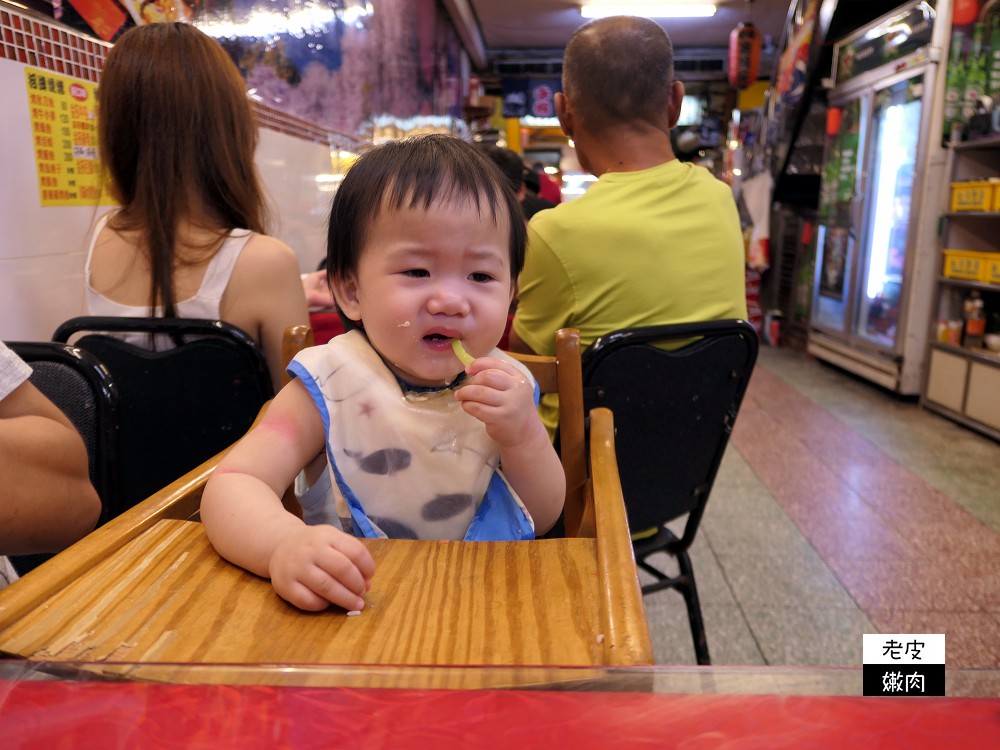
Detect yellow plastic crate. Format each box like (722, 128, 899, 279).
(950, 181, 994, 212)
(943, 250, 986, 280)
(982, 253, 1000, 285)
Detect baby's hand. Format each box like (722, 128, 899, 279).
(454, 356, 539, 448)
(267, 523, 375, 612)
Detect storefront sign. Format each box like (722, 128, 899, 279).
(501, 77, 562, 119)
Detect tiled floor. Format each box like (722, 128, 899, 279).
(644, 345, 1000, 669)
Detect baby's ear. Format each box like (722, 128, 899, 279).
(330, 274, 362, 323)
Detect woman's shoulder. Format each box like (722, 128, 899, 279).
(233, 233, 301, 278)
(239, 232, 297, 260)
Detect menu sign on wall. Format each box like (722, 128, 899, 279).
(25, 67, 110, 207)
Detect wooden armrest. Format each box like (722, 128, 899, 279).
(281, 325, 314, 388)
(588, 407, 653, 666)
(0, 403, 272, 631)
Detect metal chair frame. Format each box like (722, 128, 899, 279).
(53, 316, 273, 517)
(581, 319, 759, 664)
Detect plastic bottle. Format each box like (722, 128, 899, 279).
(963, 289, 986, 348)
(983, 1, 1000, 98)
(945, 31, 966, 138)
(962, 23, 988, 122)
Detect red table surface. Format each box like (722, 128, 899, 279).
(1, 681, 998, 749)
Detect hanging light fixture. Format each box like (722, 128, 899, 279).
(728, 0, 762, 90)
(580, 2, 717, 19)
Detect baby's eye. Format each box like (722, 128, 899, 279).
(469, 272, 495, 283)
(402, 268, 430, 278)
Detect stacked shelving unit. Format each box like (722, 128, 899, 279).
(922, 135, 1000, 441)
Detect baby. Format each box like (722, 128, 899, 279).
(202, 135, 565, 613)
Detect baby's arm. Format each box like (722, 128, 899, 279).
(454, 357, 565, 533)
(201, 380, 375, 611)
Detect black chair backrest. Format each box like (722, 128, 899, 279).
(5, 341, 121, 574)
(581, 320, 759, 542)
(53, 316, 273, 516)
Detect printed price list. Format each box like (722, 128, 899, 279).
(26, 67, 107, 207)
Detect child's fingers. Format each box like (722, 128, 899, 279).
(464, 356, 523, 378)
(313, 543, 375, 598)
(328, 531, 377, 582)
(273, 579, 336, 612)
(301, 564, 368, 611)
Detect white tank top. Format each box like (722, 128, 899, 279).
(84, 211, 254, 349)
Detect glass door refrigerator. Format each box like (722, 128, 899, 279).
(808, 0, 950, 393)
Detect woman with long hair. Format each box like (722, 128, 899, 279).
(86, 22, 309, 388)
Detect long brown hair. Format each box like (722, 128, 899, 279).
(98, 22, 268, 317)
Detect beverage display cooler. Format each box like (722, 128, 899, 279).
(808, 0, 950, 393)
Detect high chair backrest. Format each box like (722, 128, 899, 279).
(506, 328, 587, 537)
(281, 325, 315, 388)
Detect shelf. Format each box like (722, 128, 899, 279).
(923, 140, 1000, 442)
(929, 340, 1000, 366)
(937, 277, 1000, 292)
(954, 134, 1000, 151)
(922, 398, 1000, 443)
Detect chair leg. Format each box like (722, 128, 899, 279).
(675, 549, 711, 665)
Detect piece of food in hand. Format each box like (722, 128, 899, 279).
(451, 338, 475, 366)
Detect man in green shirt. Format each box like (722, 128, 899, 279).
(510, 15, 748, 438)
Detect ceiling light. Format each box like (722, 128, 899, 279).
(580, 2, 717, 19)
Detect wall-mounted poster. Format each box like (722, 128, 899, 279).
(776, 0, 819, 107)
(763, 0, 831, 180)
(25, 67, 113, 207)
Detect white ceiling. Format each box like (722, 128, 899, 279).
(467, 0, 793, 54)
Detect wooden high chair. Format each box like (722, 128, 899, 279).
(506, 327, 589, 537)
(0, 326, 651, 682)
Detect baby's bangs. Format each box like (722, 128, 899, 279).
(384, 164, 506, 225)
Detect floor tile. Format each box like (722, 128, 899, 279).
(702, 515, 818, 560)
(716, 552, 859, 610)
(823, 542, 983, 613)
(635, 346, 1000, 671)
(865, 609, 1000, 669)
(643, 593, 765, 666)
(742, 606, 876, 667)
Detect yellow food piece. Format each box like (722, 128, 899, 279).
(451, 338, 474, 366)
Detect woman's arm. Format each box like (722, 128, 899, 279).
(0, 381, 101, 554)
(222, 235, 311, 390)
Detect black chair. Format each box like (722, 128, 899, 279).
(53, 317, 274, 517)
(581, 319, 759, 665)
(5, 341, 121, 574)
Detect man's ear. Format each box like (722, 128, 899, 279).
(667, 80, 685, 129)
(330, 274, 362, 323)
(555, 91, 574, 138)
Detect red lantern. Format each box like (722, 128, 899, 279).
(728, 21, 762, 90)
(953, 0, 978, 26)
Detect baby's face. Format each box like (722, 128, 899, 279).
(335, 197, 515, 387)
